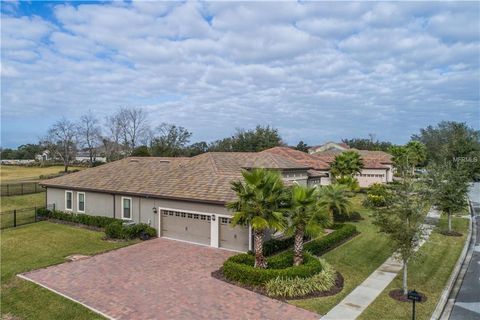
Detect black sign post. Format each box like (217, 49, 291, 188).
(407, 289, 422, 320)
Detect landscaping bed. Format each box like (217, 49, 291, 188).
(214, 224, 358, 300)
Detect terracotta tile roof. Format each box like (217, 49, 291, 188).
(261, 147, 330, 170)
(40, 152, 308, 205)
(312, 149, 393, 169)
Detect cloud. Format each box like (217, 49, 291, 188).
(1, 1, 479, 148)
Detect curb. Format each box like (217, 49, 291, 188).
(430, 199, 476, 320)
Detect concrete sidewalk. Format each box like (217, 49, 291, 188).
(321, 208, 439, 320)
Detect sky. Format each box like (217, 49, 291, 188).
(1, 0, 479, 148)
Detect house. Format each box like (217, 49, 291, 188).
(40, 152, 318, 252)
(35, 150, 51, 162)
(306, 142, 394, 187)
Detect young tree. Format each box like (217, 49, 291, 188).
(227, 169, 287, 268)
(103, 114, 124, 161)
(287, 185, 332, 265)
(150, 123, 192, 157)
(429, 164, 469, 233)
(131, 145, 151, 157)
(209, 125, 284, 152)
(317, 184, 352, 222)
(330, 151, 364, 186)
(43, 117, 78, 172)
(372, 174, 426, 295)
(78, 111, 101, 166)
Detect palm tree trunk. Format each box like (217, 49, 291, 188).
(403, 260, 408, 295)
(293, 224, 305, 266)
(253, 230, 267, 269)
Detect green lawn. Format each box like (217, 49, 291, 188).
(1, 221, 138, 320)
(290, 194, 395, 315)
(1, 192, 46, 212)
(1, 165, 84, 183)
(358, 217, 469, 320)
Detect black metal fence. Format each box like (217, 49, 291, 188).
(0, 206, 43, 229)
(0, 182, 43, 196)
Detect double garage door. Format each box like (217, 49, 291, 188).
(161, 210, 249, 251)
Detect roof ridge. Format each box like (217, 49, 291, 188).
(206, 153, 219, 174)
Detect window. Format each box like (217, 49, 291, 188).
(65, 191, 73, 211)
(77, 192, 85, 213)
(122, 197, 132, 220)
(220, 217, 230, 225)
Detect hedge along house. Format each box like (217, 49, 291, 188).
(40, 152, 315, 252)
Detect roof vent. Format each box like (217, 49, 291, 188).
(129, 159, 139, 163)
(159, 160, 170, 164)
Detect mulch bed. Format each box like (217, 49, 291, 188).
(211, 269, 344, 301)
(389, 289, 427, 303)
(439, 230, 463, 237)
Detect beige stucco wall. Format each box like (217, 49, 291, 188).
(46, 187, 232, 235)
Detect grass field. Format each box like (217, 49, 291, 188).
(1, 165, 84, 183)
(1, 222, 138, 320)
(290, 194, 395, 315)
(358, 217, 469, 320)
(1, 192, 46, 212)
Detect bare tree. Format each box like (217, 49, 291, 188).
(43, 117, 78, 172)
(78, 110, 101, 166)
(102, 114, 123, 161)
(117, 107, 149, 154)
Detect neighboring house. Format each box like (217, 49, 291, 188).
(306, 142, 394, 187)
(40, 152, 315, 252)
(35, 150, 51, 162)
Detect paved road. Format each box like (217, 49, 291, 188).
(450, 182, 480, 320)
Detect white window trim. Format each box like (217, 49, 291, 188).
(77, 192, 86, 213)
(121, 197, 132, 220)
(65, 190, 73, 211)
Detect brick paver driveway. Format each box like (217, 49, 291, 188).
(20, 238, 319, 320)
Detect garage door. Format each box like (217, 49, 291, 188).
(219, 217, 249, 252)
(161, 210, 211, 245)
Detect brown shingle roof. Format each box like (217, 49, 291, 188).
(40, 152, 308, 205)
(261, 147, 330, 170)
(312, 149, 393, 169)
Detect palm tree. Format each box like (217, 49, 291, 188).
(227, 168, 287, 268)
(317, 184, 352, 221)
(287, 185, 332, 266)
(330, 151, 364, 180)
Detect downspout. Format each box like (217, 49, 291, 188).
(139, 198, 141, 223)
(112, 194, 116, 219)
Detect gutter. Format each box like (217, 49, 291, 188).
(40, 183, 228, 206)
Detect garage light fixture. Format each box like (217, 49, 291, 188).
(211, 214, 215, 221)
(152, 207, 158, 214)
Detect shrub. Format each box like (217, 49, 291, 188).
(105, 221, 157, 240)
(333, 211, 362, 222)
(263, 235, 310, 256)
(304, 224, 358, 256)
(265, 259, 336, 298)
(38, 209, 118, 228)
(223, 251, 322, 286)
(363, 183, 392, 208)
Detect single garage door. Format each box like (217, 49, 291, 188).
(219, 217, 249, 252)
(161, 210, 211, 245)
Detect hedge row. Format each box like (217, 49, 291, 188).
(223, 251, 323, 286)
(36, 208, 117, 228)
(105, 221, 157, 240)
(263, 223, 356, 256)
(304, 224, 358, 256)
(36, 208, 157, 240)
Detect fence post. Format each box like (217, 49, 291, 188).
(53, 203, 56, 211)
(13, 210, 16, 227)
